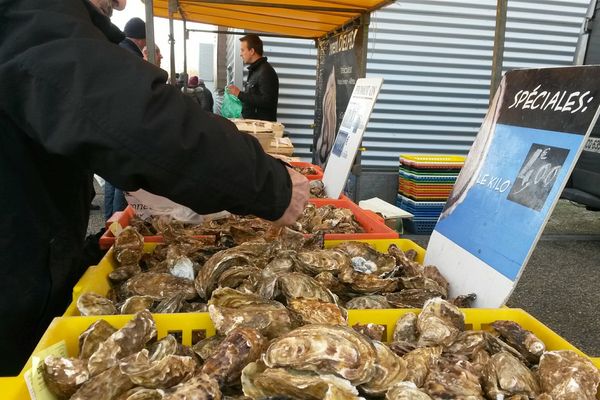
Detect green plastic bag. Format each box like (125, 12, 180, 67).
(221, 89, 242, 118)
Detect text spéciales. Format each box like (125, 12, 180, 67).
(508, 84, 594, 114)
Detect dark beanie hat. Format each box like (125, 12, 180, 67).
(124, 18, 146, 39)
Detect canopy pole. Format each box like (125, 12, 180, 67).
(168, 0, 177, 85)
(144, 0, 156, 65)
(183, 20, 188, 88)
(490, 0, 508, 102)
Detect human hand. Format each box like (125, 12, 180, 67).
(272, 168, 309, 227)
(227, 85, 241, 97)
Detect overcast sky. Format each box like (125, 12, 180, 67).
(111, 0, 216, 77)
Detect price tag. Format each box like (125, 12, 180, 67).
(108, 221, 123, 237)
(25, 341, 68, 400)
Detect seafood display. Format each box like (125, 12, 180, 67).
(291, 165, 318, 176)
(42, 301, 600, 400)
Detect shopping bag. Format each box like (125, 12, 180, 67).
(221, 88, 242, 118)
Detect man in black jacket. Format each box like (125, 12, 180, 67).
(228, 34, 279, 121)
(119, 17, 146, 58)
(0, 0, 308, 375)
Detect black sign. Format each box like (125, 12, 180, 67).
(507, 144, 569, 210)
(499, 67, 600, 134)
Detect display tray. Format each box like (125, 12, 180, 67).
(399, 154, 465, 169)
(6, 308, 599, 399)
(100, 197, 397, 249)
(289, 161, 324, 181)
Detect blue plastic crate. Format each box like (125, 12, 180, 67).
(404, 218, 438, 234)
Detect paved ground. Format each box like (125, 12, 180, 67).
(88, 184, 600, 356)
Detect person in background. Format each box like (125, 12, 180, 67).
(184, 75, 214, 112)
(143, 44, 163, 68)
(227, 34, 279, 122)
(119, 17, 146, 57)
(0, 0, 309, 374)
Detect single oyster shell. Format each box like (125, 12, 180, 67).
(193, 335, 224, 361)
(313, 272, 348, 299)
(386, 381, 433, 400)
(120, 296, 155, 315)
(114, 227, 145, 266)
(403, 346, 443, 387)
(388, 341, 417, 357)
(201, 327, 267, 386)
(208, 287, 291, 338)
(386, 289, 443, 308)
(491, 320, 545, 364)
(417, 297, 464, 347)
(195, 246, 257, 299)
(446, 330, 528, 365)
(387, 244, 423, 277)
(352, 323, 386, 341)
(360, 341, 407, 396)
(79, 320, 117, 359)
(71, 365, 135, 400)
(154, 293, 187, 314)
(125, 273, 197, 301)
(241, 362, 362, 400)
(263, 324, 377, 385)
(109, 265, 142, 284)
(115, 387, 164, 400)
(400, 276, 447, 299)
(295, 250, 349, 276)
(88, 310, 157, 376)
(482, 351, 540, 398)
(162, 373, 222, 400)
(338, 265, 398, 294)
(392, 312, 418, 344)
(423, 358, 485, 399)
(217, 265, 261, 292)
(77, 292, 118, 316)
(334, 241, 397, 277)
(452, 293, 477, 308)
(147, 335, 179, 361)
(538, 350, 600, 400)
(288, 297, 347, 326)
(119, 349, 196, 389)
(256, 251, 297, 300)
(421, 265, 449, 297)
(42, 356, 89, 398)
(277, 272, 337, 303)
(345, 295, 391, 310)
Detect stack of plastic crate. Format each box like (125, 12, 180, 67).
(397, 155, 465, 234)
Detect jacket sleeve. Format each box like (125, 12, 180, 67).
(0, 15, 291, 220)
(238, 65, 279, 109)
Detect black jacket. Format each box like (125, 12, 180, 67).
(0, 0, 291, 375)
(185, 84, 214, 113)
(239, 57, 279, 121)
(119, 37, 143, 58)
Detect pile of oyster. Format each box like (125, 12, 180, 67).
(291, 165, 318, 176)
(125, 200, 362, 239)
(43, 299, 600, 399)
(77, 225, 470, 317)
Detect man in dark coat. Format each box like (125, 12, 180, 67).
(0, 0, 308, 375)
(228, 34, 279, 122)
(119, 17, 146, 57)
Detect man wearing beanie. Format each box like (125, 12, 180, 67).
(119, 17, 146, 57)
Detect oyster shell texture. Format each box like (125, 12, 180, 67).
(77, 292, 118, 316)
(482, 351, 540, 398)
(538, 350, 600, 400)
(79, 320, 117, 359)
(288, 297, 347, 326)
(360, 340, 408, 395)
(125, 273, 197, 301)
(416, 298, 464, 347)
(42, 356, 90, 398)
(491, 320, 545, 364)
(386, 381, 433, 400)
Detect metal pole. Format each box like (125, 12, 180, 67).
(183, 20, 188, 80)
(489, 0, 508, 102)
(144, 0, 156, 65)
(168, 14, 176, 85)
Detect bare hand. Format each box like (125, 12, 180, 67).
(228, 85, 241, 97)
(273, 168, 309, 227)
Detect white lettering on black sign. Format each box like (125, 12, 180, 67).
(508, 84, 594, 114)
(329, 29, 359, 55)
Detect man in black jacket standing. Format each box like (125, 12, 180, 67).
(0, 0, 308, 375)
(119, 17, 146, 58)
(228, 34, 279, 122)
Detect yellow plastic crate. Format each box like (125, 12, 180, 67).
(4, 309, 599, 399)
(64, 239, 426, 317)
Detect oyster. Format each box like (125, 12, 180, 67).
(79, 320, 117, 359)
(154, 293, 187, 314)
(195, 247, 255, 299)
(313, 272, 348, 299)
(334, 241, 397, 277)
(208, 287, 291, 338)
(491, 320, 545, 364)
(386, 289, 443, 308)
(165, 244, 196, 281)
(42, 356, 89, 398)
(201, 327, 267, 386)
(387, 244, 423, 276)
(451, 293, 477, 308)
(538, 350, 600, 400)
(288, 297, 347, 326)
(360, 341, 407, 396)
(295, 250, 349, 276)
(403, 346, 443, 387)
(345, 295, 391, 309)
(116, 387, 164, 400)
(392, 312, 418, 344)
(71, 365, 135, 400)
(121, 296, 155, 315)
(125, 273, 197, 301)
(338, 265, 398, 294)
(88, 310, 157, 376)
(482, 351, 540, 398)
(193, 335, 225, 361)
(423, 358, 485, 399)
(446, 330, 528, 365)
(241, 362, 362, 400)
(147, 335, 179, 360)
(256, 251, 297, 300)
(421, 266, 449, 297)
(352, 323, 386, 341)
(119, 349, 195, 389)
(400, 276, 447, 299)
(309, 180, 325, 198)
(114, 226, 145, 266)
(162, 373, 222, 400)
(388, 341, 417, 357)
(217, 265, 261, 292)
(263, 324, 377, 385)
(77, 292, 118, 316)
(417, 298, 464, 347)
(277, 272, 337, 303)
(386, 381, 433, 400)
